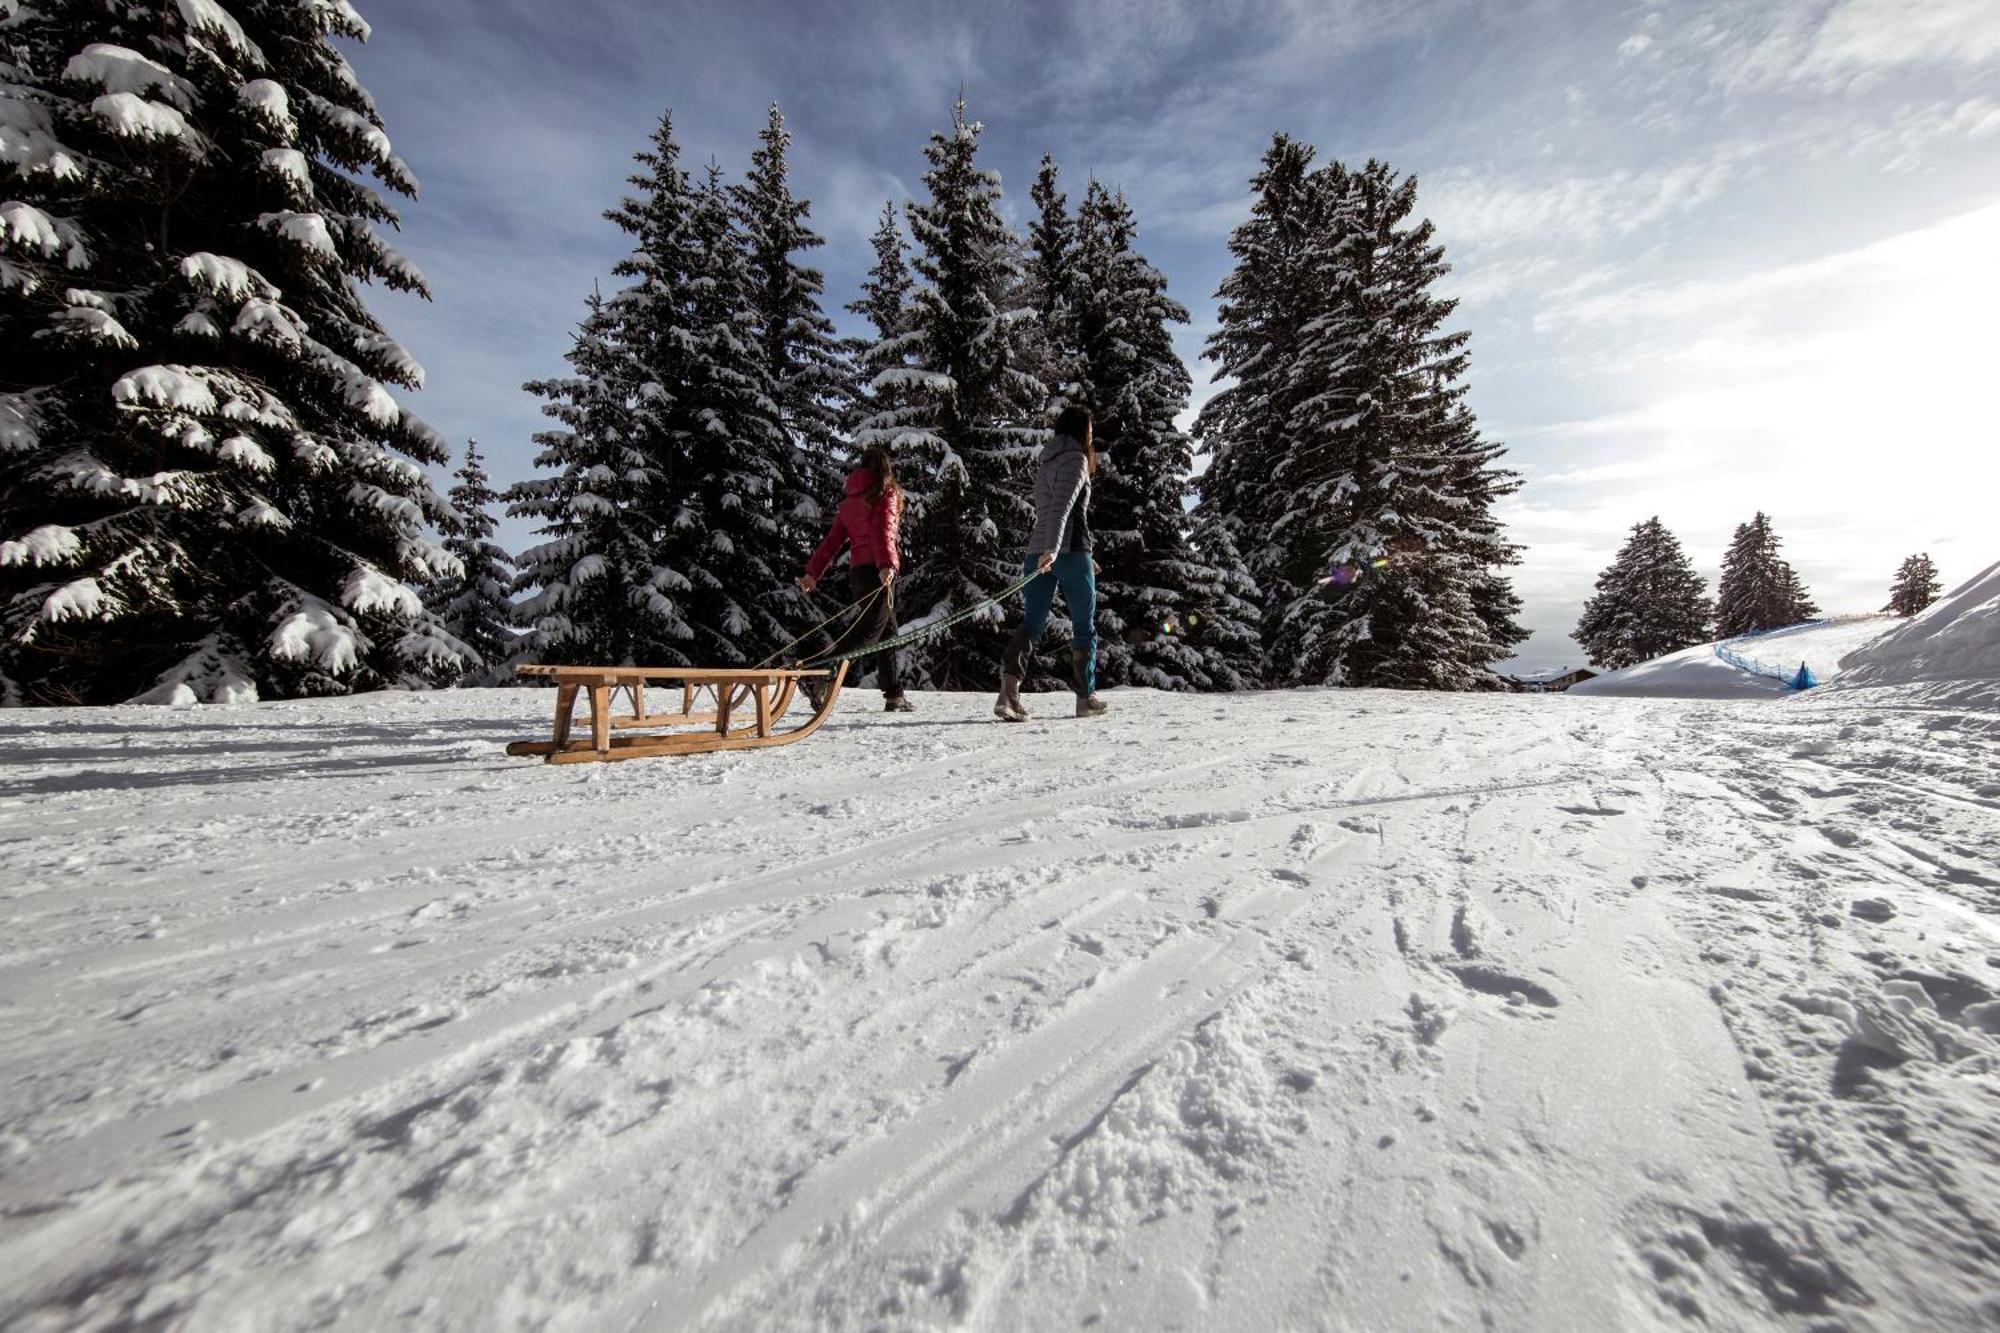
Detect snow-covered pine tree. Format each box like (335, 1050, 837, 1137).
(845, 201, 918, 443)
(669, 157, 802, 663)
(886, 100, 1045, 688)
(510, 287, 686, 664)
(732, 103, 843, 541)
(513, 118, 803, 669)
(1884, 552, 1941, 617)
(1192, 133, 1321, 605)
(1250, 156, 1524, 688)
(1715, 512, 1818, 638)
(848, 203, 913, 361)
(427, 439, 515, 683)
(1573, 516, 1714, 669)
(1, 1, 463, 705)
(1024, 154, 1080, 399)
(1181, 510, 1265, 690)
(1069, 181, 1218, 690)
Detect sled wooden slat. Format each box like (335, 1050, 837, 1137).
(507, 662, 846, 763)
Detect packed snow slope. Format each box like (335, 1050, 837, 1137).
(1571, 616, 1898, 699)
(1838, 560, 2000, 707)
(2, 677, 1997, 1330)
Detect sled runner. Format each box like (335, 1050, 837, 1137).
(505, 662, 848, 764)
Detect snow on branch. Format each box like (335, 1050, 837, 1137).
(1, 201, 63, 257)
(0, 81, 84, 179)
(41, 576, 111, 624)
(234, 499, 290, 529)
(0, 395, 38, 452)
(304, 0, 374, 44)
(64, 45, 196, 108)
(268, 596, 362, 674)
(45, 304, 138, 348)
(176, 0, 263, 62)
(238, 80, 297, 138)
(127, 636, 260, 706)
(257, 211, 338, 261)
(90, 93, 197, 146)
(345, 481, 422, 525)
(113, 365, 219, 414)
(180, 252, 280, 301)
(231, 296, 306, 347)
(0, 525, 81, 568)
(351, 330, 424, 388)
(304, 93, 392, 165)
(259, 148, 312, 194)
(218, 435, 275, 472)
(870, 367, 956, 394)
(341, 564, 422, 618)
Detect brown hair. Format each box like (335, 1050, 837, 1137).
(857, 444, 898, 507)
(1053, 404, 1096, 476)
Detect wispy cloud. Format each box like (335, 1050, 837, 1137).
(1425, 156, 1740, 250)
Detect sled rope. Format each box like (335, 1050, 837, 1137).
(798, 569, 1043, 669)
(754, 582, 885, 671)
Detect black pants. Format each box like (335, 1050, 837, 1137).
(824, 565, 902, 696)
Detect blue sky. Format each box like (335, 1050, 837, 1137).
(347, 0, 2000, 672)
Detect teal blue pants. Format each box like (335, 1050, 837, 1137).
(1002, 553, 1096, 693)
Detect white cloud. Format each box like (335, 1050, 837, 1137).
(1861, 96, 2000, 173)
(1495, 200, 2000, 666)
(1424, 155, 1739, 252)
(1620, 0, 2000, 93)
(1795, 0, 2000, 81)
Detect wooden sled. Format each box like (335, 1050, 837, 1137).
(505, 662, 848, 764)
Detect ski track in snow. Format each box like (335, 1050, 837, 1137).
(0, 687, 1995, 1330)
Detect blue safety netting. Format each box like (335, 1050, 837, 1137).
(1712, 622, 1823, 691)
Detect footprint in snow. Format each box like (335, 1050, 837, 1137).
(1447, 963, 1559, 1009)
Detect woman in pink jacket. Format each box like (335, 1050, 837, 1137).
(799, 445, 912, 712)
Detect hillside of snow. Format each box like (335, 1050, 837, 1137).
(1837, 560, 2000, 708)
(2, 681, 1996, 1330)
(1570, 616, 1898, 699)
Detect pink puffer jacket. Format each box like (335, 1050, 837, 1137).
(805, 468, 901, 579)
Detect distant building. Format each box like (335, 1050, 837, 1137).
(1504, 666, 1598, 694)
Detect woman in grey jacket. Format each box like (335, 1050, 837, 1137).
(995, 405, 1108, 721)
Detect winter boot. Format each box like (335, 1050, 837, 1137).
(884, 693, 915, 713)
(994, 675, 1028, 723)
(1070, 650, 1106, 718)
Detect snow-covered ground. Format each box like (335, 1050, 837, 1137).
(3, 668, 1997, 1329)
(1571, 617, 1899, 699)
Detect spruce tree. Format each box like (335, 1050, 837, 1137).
(1715, 512, 1817, 637)
(429, 440, 515, 683)
(1192, 134, 1321, 599)
(1182, 511, 1266, 690)
(733, 103, 844, 535)
(510, 288, 684, 664)
(513, 119, 803, 669)
(1884, 553, 1941, 617)
(882, 100, 1045, 688)
(1069, 182, 1209, 690)
(668, 158, 801, 662)
(845, 201, 917, 442)
(1, 1, 464, 704)
(1573, 516, 1714, 669)
(1025, 154, 1080, 399)
(1203, 149, 1523, 688)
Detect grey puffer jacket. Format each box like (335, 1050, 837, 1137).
(1023, 432, 1092, 556)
